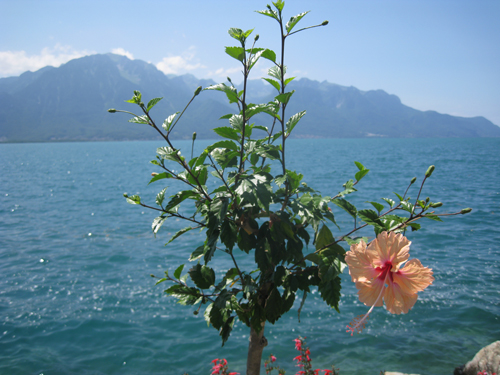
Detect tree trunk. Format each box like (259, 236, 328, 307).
(246, 322, 267, 375)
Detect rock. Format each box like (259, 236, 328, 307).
(463, 341, 500, 375)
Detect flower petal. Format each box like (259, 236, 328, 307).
(369, 231, 410, 270)
(393, 258, 434, 294)
(345, 240, 379, 282)
(356, 277, 385, 307)
(384, 279, 418, 314)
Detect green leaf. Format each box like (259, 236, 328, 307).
(261, 49, 276, 63)
(220, 219, 238, 250)
(358, 209, 384, 227)
(219, 113, 233, 120)
(149, 172, 174, 185)
(203, 230, 220, 264)
(146, 97, 163, 112)
(206, 140, 239, 152)
(273, 0, 284, 11)
(256, 9, 278, 20)
(154, 277, 167, 286)
(423, 214, 443, 222)
(213, 126, 240, 141)
(189, 264, 216, 289)
(229, 114, 244, 132)
(228, 27, 245, 41)
(366, 201, 384, 214)
(165, 227, 194, 246)
(189, 245, 205, 261)
(355, 169, 370, 182)
(285, 11, 310, 33)
(152, 216, 166, 235)
(284, 77, 295, 86)
(382, 198, 395, 208)
(305, 252, 321, 264)
(285, 169, 303, 192)
(157, 146, 181, 162)
(162, 112, 179, 132)
(248, 49, 264, 71)
(394, 192, 404, 201)
(156, 187, 167, 206)
(354, 161, 365, 170)
(225, 46, 245, 61)
(268, 65, 285, 81)
(128, 115, 149, 125)
(125, 90, 142, 104)
(264, 288, 283, 324)
(164, 190, 197, 212)
(337, 179, 357, 197)
(400, 201, 414, 213)
(318, 275, 341, 313)
(165, 284, 200, 306)
(126, 194, 141, 205)
(211, 148, 239, 169)
(205, 83, 239, 104)
(275, 91, 294, 105)
(315, 224, 335, 251)
(173, 264, 184, 279)
(331, 198, 357, 219)
(209, 197, 229, 225)
(263, 78, 280, 92)
(285, 110, 306, 135)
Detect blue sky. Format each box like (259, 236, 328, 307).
(2, 0, 499, 126)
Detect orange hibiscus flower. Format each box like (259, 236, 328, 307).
(345, 231, 434, 335)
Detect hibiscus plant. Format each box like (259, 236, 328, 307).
(109, 1, 471, 374)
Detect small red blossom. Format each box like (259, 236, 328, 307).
(294, 338, 302, 351)
(271, 355, 277, 363)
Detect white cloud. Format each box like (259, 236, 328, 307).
(211, 67, 242, 79)
(156, 46, 206, 75)
(0, 44, 95, 78)
(111, 48, 134, 60)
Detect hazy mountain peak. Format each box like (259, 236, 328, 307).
(0, 53, 498, 142)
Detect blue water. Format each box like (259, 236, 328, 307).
(0, 138, 499, 375)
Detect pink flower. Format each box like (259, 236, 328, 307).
(293, 355, 303, 362)
(294, 338, 302, 351)
(323, 370, 333, 375)
(345, 231, 434, 334)
(271, 355, 277, 363)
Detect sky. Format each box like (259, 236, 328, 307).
(1, 0, 499, 126)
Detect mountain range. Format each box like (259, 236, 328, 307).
(1, 53, 499, 142)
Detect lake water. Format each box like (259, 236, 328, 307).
(1, 138, 499, 375)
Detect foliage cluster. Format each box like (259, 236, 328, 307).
(109, 1, 470, 373)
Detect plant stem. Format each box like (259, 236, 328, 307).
(246, 322, 268, 375)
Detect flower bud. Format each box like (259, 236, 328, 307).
(194, 86, 202, 96)
(123, 193, 128, 197)
(151, 172, 158, 176)
(322, 20, 329, 26)
(193, 310, 199, 315)
(227, 77, 232, 83)
(192, 132, 197, 141)
(108, 108, 116, 113)
(425, 197, 430, 203)
(431, 202, 443, 208)
(410, 177, 417, 184)
(461, 207, 472, 214)
(425, 165, 435, 178)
